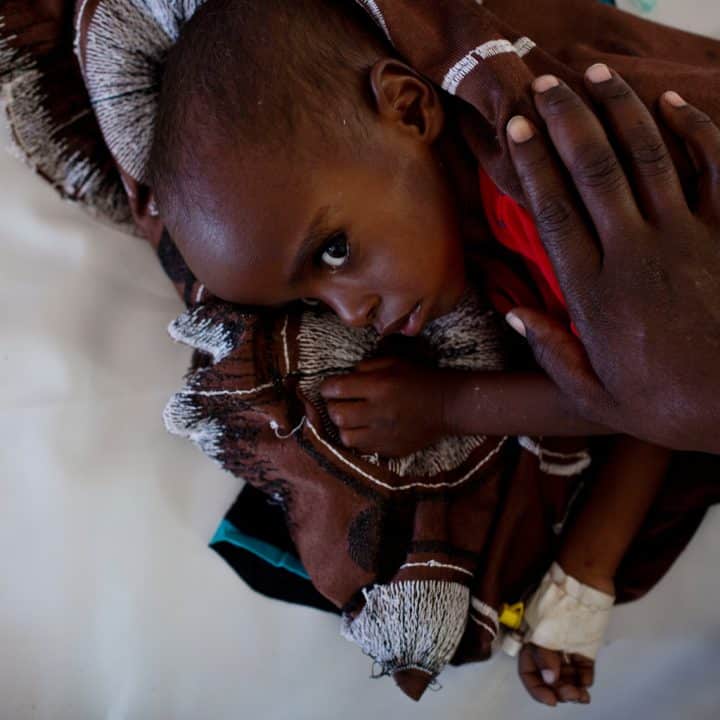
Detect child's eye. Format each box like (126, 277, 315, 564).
(319, 232, 350, 270)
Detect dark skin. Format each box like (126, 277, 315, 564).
(169, 60, 469, 336)
(505, 68, 720, 454)
(160, 58, 716, 707)
(518, 437, 669, 706)
(167, 58, 610, 451)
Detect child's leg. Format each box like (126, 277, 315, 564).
(519, 436, 671, 706)
(556, 436, 671, 592)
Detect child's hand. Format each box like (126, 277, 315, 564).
(318, 357, 448, 457)
(518, 643, 594, 706)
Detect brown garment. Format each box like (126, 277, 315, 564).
(2, 0, 720, 701)
(366, 0, 720, 204)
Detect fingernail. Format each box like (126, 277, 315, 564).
(533, 75, 559, 93)
(541, 669, 556, 685)
(586, 63, 612, 83)
(664, 90, 687, 108)
(507, 116, 535, 144)
(505, 312, 526, 337)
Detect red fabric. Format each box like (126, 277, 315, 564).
(478, 168, 571, 324)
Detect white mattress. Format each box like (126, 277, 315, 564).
(1, 4, 719, 718)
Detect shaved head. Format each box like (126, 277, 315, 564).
(148, 0, 391, 226)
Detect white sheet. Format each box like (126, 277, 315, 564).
(1, 4, 719, 718)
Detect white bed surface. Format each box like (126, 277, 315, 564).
(1, 3, 719, 718)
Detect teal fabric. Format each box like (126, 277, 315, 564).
(210, 519, 310, 580)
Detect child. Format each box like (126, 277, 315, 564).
(147, 0, 677, 705)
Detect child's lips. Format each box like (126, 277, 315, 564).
(399, 301, 424, 336)
(378, 301, 423, 337)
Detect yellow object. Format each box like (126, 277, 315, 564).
(499, 602, 525, 630)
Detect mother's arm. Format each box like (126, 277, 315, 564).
(504, 65, 720, 453)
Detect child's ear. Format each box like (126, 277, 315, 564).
(369, 59, 444, 143)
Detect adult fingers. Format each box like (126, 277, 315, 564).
(326, 400, 369, 429)
(506, 114, 602, 295)
(518, 646, 558, 706)
(582, 65, 686, 224)
(506, 309, 609, 424)
(531, 73, 643, 240)
(660, 92, 720, 220)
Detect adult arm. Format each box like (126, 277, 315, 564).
(504, 65, 720, 453)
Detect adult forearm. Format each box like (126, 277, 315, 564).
(441, 370, 611, 437)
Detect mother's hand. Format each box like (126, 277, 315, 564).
(505, 65, 720, 453)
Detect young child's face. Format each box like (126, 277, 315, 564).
(170, 66, 468, 337)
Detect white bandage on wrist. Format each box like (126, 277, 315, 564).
(524, 562, 615, 661)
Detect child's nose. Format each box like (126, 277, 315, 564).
(332, 294, 380, 329)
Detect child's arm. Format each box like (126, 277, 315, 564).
(518, 437, 671, 707)
(440, 369, 612, 437)
(320, 360, 611, 458)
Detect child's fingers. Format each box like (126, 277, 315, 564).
(530, 645, 563, 688)
(659, 92, 720, 220)
(319, 374, 369, 400)
(531, 646, 587, 704)
(555, 683, 585, 704)
(553, 662, 585, 703)
(326, 400, 370, 429)
(338, 427, 374, 452)
(572, 654, 595, 688)
(354, 356, 398, 372)
(577, 687, 591, 704)
(560, 657, 592, 703)
(518, 646, 558, 706)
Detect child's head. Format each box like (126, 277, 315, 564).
(149, 0, 467, 336)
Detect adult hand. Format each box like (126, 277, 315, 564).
(505, 64, 720, 453)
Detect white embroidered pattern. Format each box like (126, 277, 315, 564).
(341, 580, 470, 679)
(469, 613, 498, 639)
(442, 37, 537, 94)
(306, 418, 507, 492)
(400, 560, 474, 577)
(167, 306, 237, 363)
(471, 597, 500, 627)
(518, 435, 592, 477)
(354, 0, 391, 41)
(83, 0, 208, 182)
(295, 289, 506, 477)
